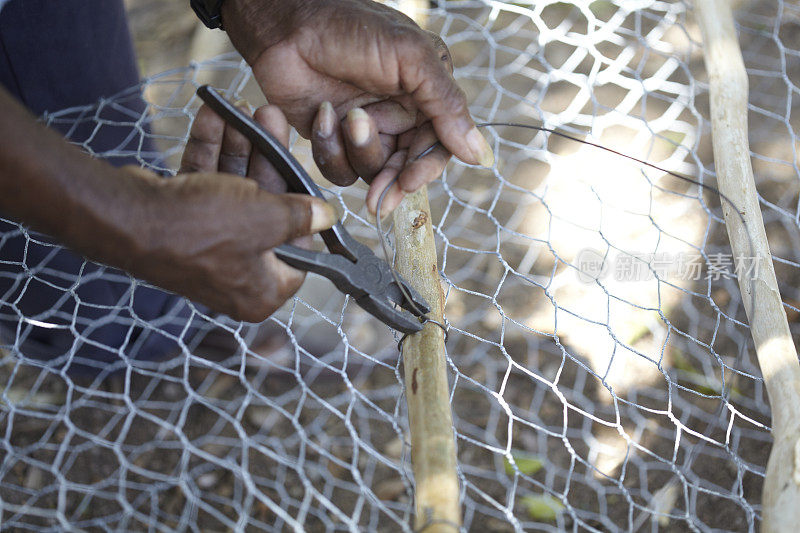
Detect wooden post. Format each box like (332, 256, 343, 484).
(392, 188, 461, 531)
(695, 2, 800, 531)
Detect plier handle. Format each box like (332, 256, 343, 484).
(197, 85, 430, 334)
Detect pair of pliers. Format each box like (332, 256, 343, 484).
(197, 85, 430, 334)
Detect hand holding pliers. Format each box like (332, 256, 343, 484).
(197, 85, 429, 334)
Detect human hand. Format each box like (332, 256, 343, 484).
(112, 103, 336, 322)
(221, 0, 494, 215)
(0, 85, 333, 323)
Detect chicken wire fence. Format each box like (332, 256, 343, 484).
(2, 0, 800, 531)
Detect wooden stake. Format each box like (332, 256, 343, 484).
(695, 2, 800, 530)
(392, 188, 461, 531)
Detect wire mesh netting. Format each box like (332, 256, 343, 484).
(3, 0, 800, 530)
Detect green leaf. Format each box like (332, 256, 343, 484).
(504, 452, 544, 476)
(521, 494, 565, 521)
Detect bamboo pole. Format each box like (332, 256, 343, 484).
(392, 188, 461, 531)
(695, 2, 800, 530)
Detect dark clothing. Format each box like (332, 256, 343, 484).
(0, 0, 139, 116)
(0, 0, 194, 373)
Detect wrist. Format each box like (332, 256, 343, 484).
(220, 0, 315, 63)
(0, 87, 161, 276)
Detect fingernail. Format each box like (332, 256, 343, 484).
(347, 108, 371, 147)
(310, 200, 338, 233)
(234, 98, 252, 113)
(465, 127, 494, 167)
(318, 101, 334, 138)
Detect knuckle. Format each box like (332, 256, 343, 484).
(287, 199, 312, 239)
(424, 30, 451, 61)
(269, 201, 297, 240)
(391, 24, 419, 43)
(445, 78, 468, 104)
(432, 78, 468, 115)
(391, 26, 431, 61)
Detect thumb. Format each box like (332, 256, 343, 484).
(252, 192, 338, 249)
(395, 35, 494, 168)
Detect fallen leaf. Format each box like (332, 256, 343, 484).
(504, 452, 544, 476)
(521, 494, 565, 522)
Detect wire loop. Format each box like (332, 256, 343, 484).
(412, 507, 461, 532)
(397, 317, 449, 352)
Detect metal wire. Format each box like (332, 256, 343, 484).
(3, 1, 800, 531)
(375, 120, 755, 327)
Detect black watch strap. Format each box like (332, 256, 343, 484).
(190, 0, 226, 30)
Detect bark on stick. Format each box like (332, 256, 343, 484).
(392, 187, 461, 531)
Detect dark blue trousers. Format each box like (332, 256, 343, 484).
(0, 0, 195, 373)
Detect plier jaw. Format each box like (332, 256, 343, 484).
(196, 85, 431, 333)
(272, 223, 430, 334)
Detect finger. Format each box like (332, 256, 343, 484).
(311, 101, 359, 186)
(365, 150, 407, 216)
(260, 229, 313, 301)
(218, 101, 254, 176)
(363, 30, 453, 135)
(251, 192, 338, 249)
(248, 104, 291, 193)
(394, 32, 494, 168)
(180, 104, 226, 173)
(227, 250, 305, 323)
(263, 231, 312, 305)
(425, 30, 454, 74)
(361, 99, 416, 135)
(395, 122, 451, 193)
(356, 32, 452, 136)
(261, 250, 307, 308)
(342, 108, 390, 182)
